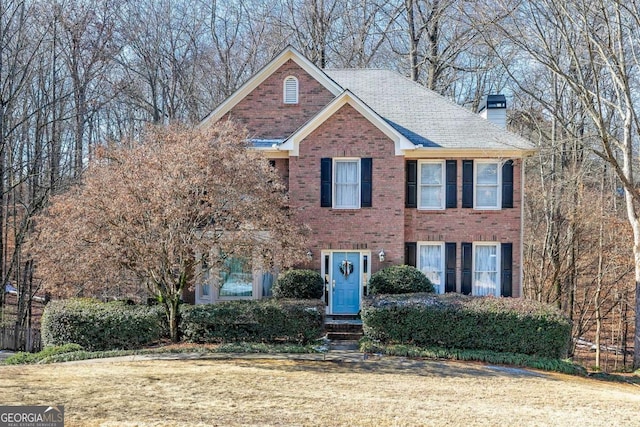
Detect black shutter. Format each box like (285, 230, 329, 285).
(406, 160, 417, 208)
(461, 242, 472, 295)
(320, 158, 332, 207)
(462, 160, 473, 208)
(446, 160, 457, 208)
(361, 158, 372, 208)
(445, 242, 456, 293)
(502, 160, 514, 209)
(405, 242, 417, 267)
(501, 243, 513, 297)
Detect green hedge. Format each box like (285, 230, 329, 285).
(41, 299, 162, 351)
(368, 265, 433, 295)
(273, 269, 324, 299)
(180, 299, 324, 344)
(362, 294, 571, 359)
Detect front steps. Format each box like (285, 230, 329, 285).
(325, 315, 363, 351)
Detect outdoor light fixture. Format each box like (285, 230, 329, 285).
(378, 249, 385, 262)
(306, 249, 313, 261)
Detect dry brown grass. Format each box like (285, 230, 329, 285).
(1, 356, 639, 426)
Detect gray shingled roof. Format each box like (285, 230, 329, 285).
(324, 69, 534, 151)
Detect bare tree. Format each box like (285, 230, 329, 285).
(491, 0, 640, 368)
(30, 123, 308, 341)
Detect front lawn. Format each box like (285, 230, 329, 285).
(1, 357, 639, 426)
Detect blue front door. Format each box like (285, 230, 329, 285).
(332, 252, 360, 314)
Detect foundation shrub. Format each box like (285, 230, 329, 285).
(41, 299, 162, 351)
(368, 265, 434, 295)
(361, 293, 571, 358)
(272, 269, 324, 299)
(180, 299, 324, 344)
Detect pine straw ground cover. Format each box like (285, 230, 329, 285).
(2, 357, 640, 426)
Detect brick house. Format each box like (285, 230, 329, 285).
(195, 46, 535, 315)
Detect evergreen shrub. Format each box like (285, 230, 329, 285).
(361, 293, 571, 358)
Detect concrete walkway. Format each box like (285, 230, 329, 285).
(0, 350, 15, 361)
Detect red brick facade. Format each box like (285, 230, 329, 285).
(289, 104, 405, 273)
(221, 59, 335, 139)
(214, 58, 527, 302)
(404, 159, 523, 297)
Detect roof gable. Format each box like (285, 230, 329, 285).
(279, 90, 414, 156)
(200, 46, 343, 128)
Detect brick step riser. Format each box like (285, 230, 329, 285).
(325, 324, 363, 333)
(327, 332, 364, 341)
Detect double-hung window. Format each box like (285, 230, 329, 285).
(473, 243, 500, 296)
(418, 242, 444, 294)
(334, 159, 360, 209)
(474, 161, 500, 209)
(419, 161, 445, 209)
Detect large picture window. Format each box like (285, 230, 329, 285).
(219, 257, 254, 297)
(334, 159, 360, 209)
(473, 243, 499, 296)
(418, 243, 444, 294)
(419, 161, 445, 209)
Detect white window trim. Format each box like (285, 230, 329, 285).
(417, 242, 445, 294)
(417, 160, 445, 210)
(333, 158, 361, 209)
(474, 160, 502, 210)
(283, 76, 299, 104)
(196, 253, 212, 304)
(472, 242, 501, 297)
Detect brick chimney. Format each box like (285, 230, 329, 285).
(478, 94, 507, 129)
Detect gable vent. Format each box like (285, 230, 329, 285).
(283, 76, 299, 104)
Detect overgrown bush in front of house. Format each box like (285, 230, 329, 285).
(361, 293, 571, 359)
(368, 264, 434, 295)
(41, 298, 162, 351)
(272, 269, 324, 299)
(180, 299, 324, 344)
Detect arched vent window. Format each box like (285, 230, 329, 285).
(283, 76, 299, 104)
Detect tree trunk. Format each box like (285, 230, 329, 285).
(167, 296, 180, 343)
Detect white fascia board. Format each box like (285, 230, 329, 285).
(199, 46, 343, 128)
(281, 90, 414, 156)
(403, 147, 537, 159)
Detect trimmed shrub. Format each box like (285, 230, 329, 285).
(41, 299, 162, 351)
(272, 269, 324, 299)
(361, 293, 571, 359)
(180, 299, 324, 344)
(368, 264, 434, 295)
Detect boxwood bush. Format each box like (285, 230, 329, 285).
(180, 299, 324, 344)
(272, 269, 324, 299)
(368, 265, 434, 295)
(361, 293, 571, 358)
(41, 299, 162, 351)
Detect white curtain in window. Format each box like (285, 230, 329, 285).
(335, 161, 359, 208)
(220, 257, 253, 297)
(420, 163, 443, 208)
(420, 244, 443, 293)
(476, 163, 498, 207)
(474, 245, 498, 296)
